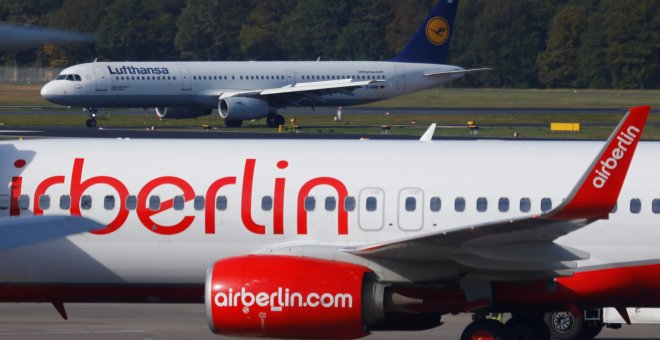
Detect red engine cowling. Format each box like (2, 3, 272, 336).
(205, 255, 372, 339)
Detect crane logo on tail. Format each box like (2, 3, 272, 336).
(426, 17, 450, 45)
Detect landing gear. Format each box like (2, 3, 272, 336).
(224, 118, 243, 128)
(85, 107, 98, 128)
(266, 113, 285, 128)
(544, 311, 603, 340)
(461, 319, 509, 340)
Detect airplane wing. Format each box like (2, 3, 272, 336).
(0, 215, 104, 252)
(423, 68, 492, 79)
(345, 106, 650, 277)
(220, 79, 382, 107)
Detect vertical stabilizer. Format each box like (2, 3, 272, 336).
(392, 0, 459, 64)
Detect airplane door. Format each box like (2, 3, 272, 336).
(398, 188, 424, 231)
(358, 188, 384, 231)
(179, 66, 192, 91)
(93, 66, 107, 91)
(395, 66, 407, 90)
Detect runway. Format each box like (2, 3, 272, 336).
(0, 303, 656, 339)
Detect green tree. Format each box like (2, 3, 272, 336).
(335, 1, 394, 60)
(239, 0, 297, 61)
(175, 0, 249, 60)
(385, 0, 435, 56)
(537, 3, 589, 88)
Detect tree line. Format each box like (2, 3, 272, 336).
(2, 0, 659, 89)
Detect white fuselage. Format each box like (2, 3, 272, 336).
(1, 138, 659, 288)
(39, 61, 464, 109)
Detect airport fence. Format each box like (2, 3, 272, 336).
(0, 66, 65, 82)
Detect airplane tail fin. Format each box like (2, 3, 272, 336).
(392, 0, 459, 64)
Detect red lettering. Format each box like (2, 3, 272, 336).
(204, 177, 236, 234)
(297, 177, 349, 235)
(70, 158, 129, 235)
(10, 176, 22, 217)
(137, 176, 195, 235)
(274, 160, 288, 235)
(33, 176, 65, 215)
(241, 159, 265, 234)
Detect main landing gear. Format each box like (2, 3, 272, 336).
(266, 113, 285, 128)
(544, 311, 603, 340)
(85, 107, 98, 128)
(461, 313, 551, 340)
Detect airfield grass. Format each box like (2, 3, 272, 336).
(1, 82, 659, 140)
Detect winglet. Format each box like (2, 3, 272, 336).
(550, 106, 650, 220)
(420, 123, 436, 142)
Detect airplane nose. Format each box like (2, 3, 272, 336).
(40, 82, 54, 99)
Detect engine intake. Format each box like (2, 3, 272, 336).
(218, 96, 269, 120)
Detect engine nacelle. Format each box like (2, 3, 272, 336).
(218, 96, 269, 120)
(154, 107, 212, 119)
(206, 255, 376, 339)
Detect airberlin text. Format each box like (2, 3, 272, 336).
(592, 125, 640, 189)
(10, 158, 349, 236)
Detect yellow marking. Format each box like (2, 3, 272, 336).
(426, 17, 450, 45)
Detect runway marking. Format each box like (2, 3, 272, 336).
(0, 329, 147, 336)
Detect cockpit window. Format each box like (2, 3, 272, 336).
(57, 74, 82, 81)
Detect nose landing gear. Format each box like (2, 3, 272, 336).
(85, 107, 98, 128)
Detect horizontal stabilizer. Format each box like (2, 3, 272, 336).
(0, 215, 104, 252)
(423, 68, 492, 78)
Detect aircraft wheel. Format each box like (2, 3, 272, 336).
(224, 119, 243, 128)
(86, 118, 97, 128)
(461, 319, 510, 340)
(506, 317, 550, 340)
(544, 311, 583, 339)
(266, 114, 285, 128)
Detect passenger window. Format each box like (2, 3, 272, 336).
(455, 197, 466, 212)
(630, 199, 641, 214)
(541, 198, 552, 212)
(216, 196, 227, 210)
(0, 194, 8, 209)
(81, 195, 92, 210)
(39, 195, 50, 210)
(430, 197, 441, 212)
(405, 197, 416, 212)
(476, 197, 487, 212)
(305, 197, 316, 212)
(18, 195, 29, 210)
(325, 197, 336, 211)
(149, 196, 160, 211)
(173, 195, 184, 211)
(104, 195, 115, 210)
(60, 195, 71, 210)
(366, 197, 377, 212)
(520, 197, 531, 213)
(344, 196, 356, 212)
(653, 199, 660, 214)
(498, 197, 509, 212)
(262, 196, 273, 211)
(194, 196, 205, 211)
(126, 195, 137, 210)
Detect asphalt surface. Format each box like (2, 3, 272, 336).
(0, 304, 657, 340)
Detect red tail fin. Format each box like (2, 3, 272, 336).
(550, 106, 650, 220)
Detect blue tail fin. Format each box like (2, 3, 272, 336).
(392, 0, 459, 64)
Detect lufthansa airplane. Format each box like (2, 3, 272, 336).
(40, 0, 487, 128)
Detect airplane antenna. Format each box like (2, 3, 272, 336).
(420, 123, 436, 142)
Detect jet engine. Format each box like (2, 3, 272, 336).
(154, 107, 212, 119)
(205, 255, 443, 339)
(218, 96, 270, 120)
